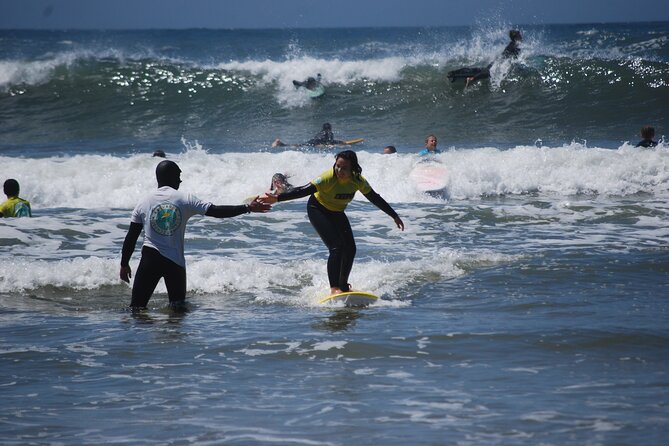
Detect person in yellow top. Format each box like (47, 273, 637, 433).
(261, 150, 404, 295)
(0, 179, 32, 218)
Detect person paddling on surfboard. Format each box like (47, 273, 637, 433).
(293, 73, 322, 91)
(119, 160, 271, 311)
(465, 30, 522, 87)
(447, 29, 523, 88)
(272, 122, 346, 148)
(260, 150, 404, 295)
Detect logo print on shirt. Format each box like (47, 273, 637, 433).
(14, 202, 30, 217)
(150, 203, 182, 236)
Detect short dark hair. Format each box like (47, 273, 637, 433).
(641, 125, 655, 139)
(384, 146, 397, 154)
(3, 179, 19, 196)
(155, 160, 181, 187)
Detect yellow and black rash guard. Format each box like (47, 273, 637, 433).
(276, 169, 399, 220)
(311, 168, 372, 212)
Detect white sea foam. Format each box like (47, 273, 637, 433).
(2, 141, 667, 210)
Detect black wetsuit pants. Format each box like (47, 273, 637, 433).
(131, 246, 186, 308)
(307, 195, 355, 292)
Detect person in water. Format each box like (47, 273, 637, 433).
(293, 73, 322, 91)
(464, 29, 522, 88)
(269, 173, 295, 194)
(419, 134, 441, 156)
(0, 179, 32, 218)
(636, 125, 658, 148)
(502, 30, 523, 59)
(383, 146, 397, 154)
(120, 160, 271, 310)
(272, 122, 344, 148)
(260, 150, 404, 295)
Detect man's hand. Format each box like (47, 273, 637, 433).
(120, 265, 132, 283)
(248, 196, 272, 212)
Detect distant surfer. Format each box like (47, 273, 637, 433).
(119, 160, 270, 311)
(383, 146, 397, 154)
(419, 134, 441, 156)
(293, 73, 322, 91)
(447, 30, 523, 88)
(0, 179, 32, 218)
(260, 150, 404, 295)
(502, 30, 523, 59)
(636, 125, 658, 148)
(293, 73, 325, 98)
(272, 122, 345, 148)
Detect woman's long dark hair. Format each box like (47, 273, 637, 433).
(334, 150, 362, 179)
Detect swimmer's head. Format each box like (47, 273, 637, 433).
(270, 173, 293, 193)
(641, 125, 655, 140)
(156, 160, 182, 189)
(3, 179, 19, 197)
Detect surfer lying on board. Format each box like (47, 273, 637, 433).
(120, 160, 270, 311)
(465, 30, 522, 87)
(292, 73, 322, 91)
(259, 150, 404, 295)
(447, 30, 523, 88)
(272, 122, 345, 147)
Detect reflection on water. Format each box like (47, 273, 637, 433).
(314, 308, 363, 332)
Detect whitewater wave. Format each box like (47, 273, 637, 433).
(1, 142, 668, 210)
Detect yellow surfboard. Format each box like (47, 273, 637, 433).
(318, 291, 378, 307)
(272, 138, 364, 149)
(312, 138, 364, 148)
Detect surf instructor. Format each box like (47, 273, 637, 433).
(260, 150, 404, 295)
(120, 160, 270, 310)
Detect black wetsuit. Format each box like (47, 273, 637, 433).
(448, 38, 520, 84)
(307, 129, 343, 146)
(636, 139, 658, 148)
(502, 41, 521, 59)
(277, 183, 398, 292)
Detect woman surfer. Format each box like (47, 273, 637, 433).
(260, 150, 404, 295)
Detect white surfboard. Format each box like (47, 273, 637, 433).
(306, 84, 325, 98)
(409, 162, 448, 192)
(318, 291, 378, 307)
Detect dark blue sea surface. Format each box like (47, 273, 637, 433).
(0, 24, 668, 445)
(1, 23, 667, 155)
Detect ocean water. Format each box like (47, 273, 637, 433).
(1, 23, 669, 445)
